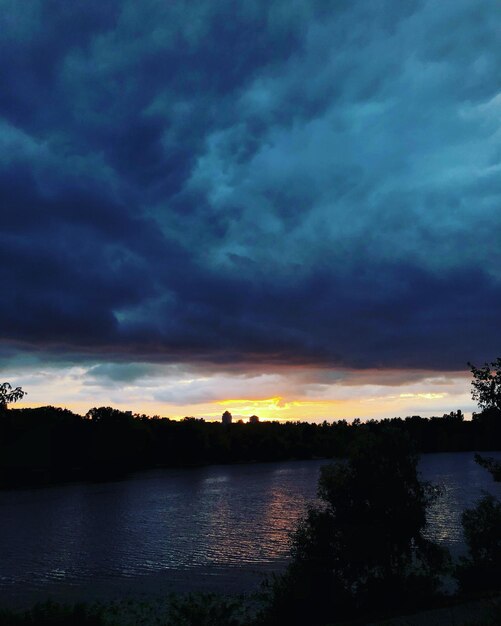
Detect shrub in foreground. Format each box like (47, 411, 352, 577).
(456, 494, 501, 594)
(0, 602, 105, 626)
(260, 430, 449, 625)
(164, 593, 251, 626)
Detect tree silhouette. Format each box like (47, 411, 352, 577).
(469, 358, 501, 413)
(456, 494, 501, 593)
(474, 453, 501, 482)
(0, 382, 26, 409)
(262, 429, 447, 625)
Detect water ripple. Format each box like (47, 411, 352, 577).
(0, 453, 499, 604)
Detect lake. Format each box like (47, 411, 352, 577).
(0, 451, 500, 608)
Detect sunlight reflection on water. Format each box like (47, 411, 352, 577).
(420, 452, 501, 556)
(0, 452, 499, 605)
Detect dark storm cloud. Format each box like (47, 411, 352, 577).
(0, 0, 500, 371)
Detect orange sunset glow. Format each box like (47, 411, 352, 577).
(13, 365, 474, 422)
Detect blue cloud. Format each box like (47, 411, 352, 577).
(0, 0, 499, 372)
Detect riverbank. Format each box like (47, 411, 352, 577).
(1, 592, 499, 626)
(2, 406, 500, 491)
(369, 593, 501, 626)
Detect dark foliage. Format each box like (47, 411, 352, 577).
(0, 404, 500, 488)
(259, 430, 448, 626)
(456, 452, 501, 595)
(0, 382, 26, 409)
(164, 593, 251, 626)
(0, 602, 105, 626)
(475, 454, 501, 482)
(455, 494, 501, 594)
(469, 359, 501, 414)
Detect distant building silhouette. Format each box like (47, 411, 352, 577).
(249, 414, 259, 423)
(222, 410, 232, 425)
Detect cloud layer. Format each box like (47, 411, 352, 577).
(1, 0, 500, 378)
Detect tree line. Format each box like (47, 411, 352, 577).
(0, 406, 500, 488)
(1, 359, 500, 488)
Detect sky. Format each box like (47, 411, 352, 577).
(0, 0, 500, 421)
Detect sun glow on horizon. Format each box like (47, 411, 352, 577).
(210, 396, 341, 420)
(6, 363, 474, 422)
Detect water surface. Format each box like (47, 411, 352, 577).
(0, 452, 499, 607)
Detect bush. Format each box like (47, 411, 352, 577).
(456, 494, 501, 594)
(260, 430, 448, 625)
(164, 593, 251, 626)
(475, 454, 501, 482)
(0, 602, 106, 626)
